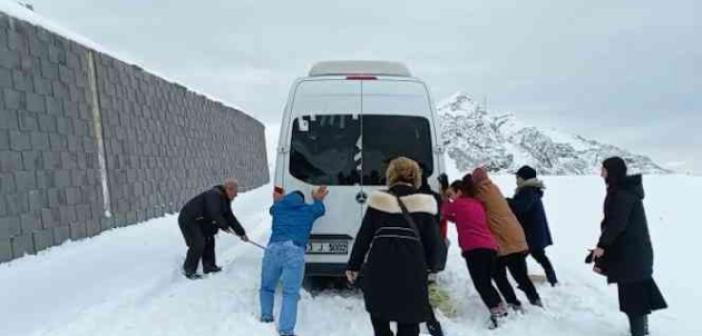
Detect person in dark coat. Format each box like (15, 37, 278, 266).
(178, 179, 248, 279)
(591, 157, 667, 336)
(346, 157, 442, 336)
(507, 165, 558, 286)
(417, 173, 447, 336)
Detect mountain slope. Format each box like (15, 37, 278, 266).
(438, 92, 669, 175)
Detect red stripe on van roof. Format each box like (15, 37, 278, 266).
(345, 75, 377, 80)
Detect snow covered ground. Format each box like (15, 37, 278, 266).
(1, 173, 699, 336)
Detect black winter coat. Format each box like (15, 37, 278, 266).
(180, 186, 246, 236)
(508, 181, 553, 251)
(597, 175, 653, 284)
(347, 184, 441, 323)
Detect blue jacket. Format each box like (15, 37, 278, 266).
(508, 181, 553, 251)
(268, 192, 326, 247)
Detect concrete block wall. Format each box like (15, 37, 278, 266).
(0, 11, 269, 262)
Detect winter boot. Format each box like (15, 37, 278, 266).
(531, 298, 544, 308)
(204, 265, 223, 274)
(260, 317, 274, 323)
(509, 302, 524, 314)
(426, 319, 444, 336)
(488, 305, 508, 329)
(184, 272, 203, 280)
(628, 314, 646, 336)
(488, 311, 508, 330)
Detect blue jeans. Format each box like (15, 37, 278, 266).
(260, 241, 306, 335)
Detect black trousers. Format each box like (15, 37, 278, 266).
(462, 249, 502, 310)
(178, 215, 216, 275)
(529, 249, 558, 285)
(370, 316, 419, 336)
(493, 252, 541, 305)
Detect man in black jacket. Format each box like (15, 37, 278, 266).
(179, 179, 248, 279)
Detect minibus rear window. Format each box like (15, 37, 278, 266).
(290, 115, 433, 186)
(290, 115, 362, 185)
(362, 115, 433, 185)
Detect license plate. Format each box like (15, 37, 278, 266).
(306, 240, 349, 255)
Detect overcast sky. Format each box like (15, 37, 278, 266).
(24, 0, 702, 173)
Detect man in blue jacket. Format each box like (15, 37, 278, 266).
(260, 186, 328, 336)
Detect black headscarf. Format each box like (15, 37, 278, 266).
(603, 156, 628, 187)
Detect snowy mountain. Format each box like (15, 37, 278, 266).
(438, 92, 670, 175)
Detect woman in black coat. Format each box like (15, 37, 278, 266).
(346, 157, 442, 336)
(508, 166, 558, 286)
(591, 157, 667, 336)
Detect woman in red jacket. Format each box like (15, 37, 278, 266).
(441, 178, 506, 329)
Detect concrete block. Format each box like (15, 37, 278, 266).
(0, 108, 19, 130)
(21, 150, 41, 170)
(46, 188, 60, 208)
(60, 151, 75, 169)
(11, 233, 34, 258)
(36, 170, 54, 189)
(66, 135, 81, 153)
(33, 229, 54, 252)
(28, 189, 46, 211)
(0, 67, 11, 88)
(18, 113, 38, 131)
(59, 205, 76, 226)
(0, 216, 21, 239)
(30, 131, 50, 150)
(53, 225, 70, 245)
(32, 74, 51, 96)
(45, 96, 63, 115)
(41, 151, 60, 169)
(69, 221, 86, 240)
(14, 170, 36, 191)
(38, 114, 57, 132)
(11, 69, 32, 92)
(40, 207, 56, 229)
(9, 130, 31, 150)
(48, 133, 66, 151)
(26, 92, 45, 113)
(40, 59, 58, 80)
(5, 192, 28, 216)
(0, 172, 16, 193)
(85, 219, 101, 237)
(0, 240, 12, 262)
(20, 212, 41, 234)
(65, 187, 82, 205)
(54, 170, 71, 188)
(0, 129, 8, 150)
(0, 47, 20, 69)
(56, 116, 73, 135)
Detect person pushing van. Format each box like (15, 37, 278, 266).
(259, 186, 329, 336)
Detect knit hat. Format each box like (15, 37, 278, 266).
(516, 165, 537, 180)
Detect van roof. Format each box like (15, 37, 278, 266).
(308, 61, 412, 77)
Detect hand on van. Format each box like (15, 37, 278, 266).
(437, 173, 449, 191)
(273, 190, 284, 202)
(345, 270, 359, 284)
(312, 186, 329, 201)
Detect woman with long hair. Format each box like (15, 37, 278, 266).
(591, 157, 667, 336)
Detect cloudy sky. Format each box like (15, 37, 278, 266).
(24, 0, 702, 173)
